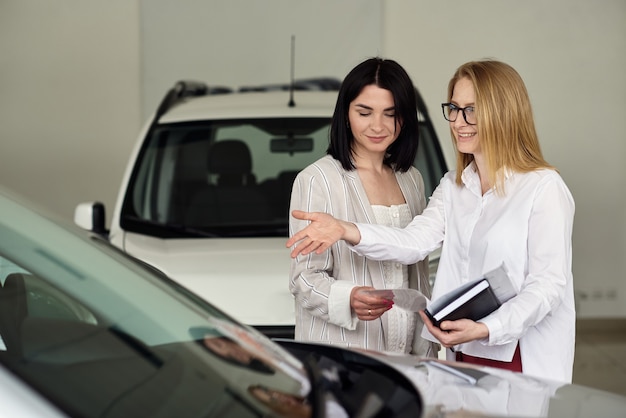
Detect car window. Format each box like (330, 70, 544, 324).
(0, 260, 96, 330)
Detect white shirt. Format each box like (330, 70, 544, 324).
(353, 163, 576, 383)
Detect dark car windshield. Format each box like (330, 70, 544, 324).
(0, 215, 312, 417)
(121, 116, 446, 239)
(121, 118, 329, 238)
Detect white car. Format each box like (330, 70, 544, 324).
(75, 79, 448, 338)
(4, 186, 626, 417)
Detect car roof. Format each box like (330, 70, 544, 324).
(159, 90, 337, 123)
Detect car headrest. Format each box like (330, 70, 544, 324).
(207, 139, 252, 176)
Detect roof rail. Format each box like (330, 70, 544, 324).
(154, 77, 339, 119)
(239, 77, 341, 93)
(155, 80, 232, 121)
(294, 77, 342, 91)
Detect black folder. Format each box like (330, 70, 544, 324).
(425, 264, 515, 327)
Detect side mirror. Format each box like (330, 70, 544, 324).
(74, 202, 107, 236)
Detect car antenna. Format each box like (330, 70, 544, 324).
(288, 35, 295, 107)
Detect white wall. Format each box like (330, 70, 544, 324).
(0, 1, 624, 318)
(0, 1, 141, 224)
(384, 1, 626, 317)
(140, 0, 382, 120)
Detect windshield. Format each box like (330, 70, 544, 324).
(120, 116, 446, 239)
(0, 214, 311, 417)
(121, 118, 329, 238)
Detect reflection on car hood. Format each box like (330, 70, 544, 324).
(122, 233, 294, 326)
(358, 349, 626, 418)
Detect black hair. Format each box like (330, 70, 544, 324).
(327, 57, 419, 172)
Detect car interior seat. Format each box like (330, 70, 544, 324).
(186, 139, 272, 226)
(169, 130, 213, 224)
(207, 140, 257, 187)
(261, 170, 299, 219)
(0, 273, 29, 356)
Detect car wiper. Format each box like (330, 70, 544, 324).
(109, 326, 163, 368)
(125, 216, 220, 238)
(225, 226, 289, 238)
(164, 223, 220, 238)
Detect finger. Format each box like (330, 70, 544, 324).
(418, 310, 432, 326)
(360, 308, 376, 320)
(363, 305, 392, 320)
(356, 294, 392, 306)
(286, 229, 308, 248)
(419, 310, 441, 336)
(439, 320, 462, 332)
(363, 301, 393, 311)
(314, 242, 332, 255)
(303, 243, 321, 256)
(289, 238, 309, 257)
(290, 240, 319, 258)
(352, 287, 389, 304)
(288, 239, 307, 257)
(372, 297, 394, 307)
(289, 246, 301, 258)
(291, 210, 312, 221)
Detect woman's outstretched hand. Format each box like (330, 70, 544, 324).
(286, 210, 361, 258)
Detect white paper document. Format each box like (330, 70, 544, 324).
(363, 288, 428, 312)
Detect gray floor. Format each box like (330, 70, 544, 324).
(573, 319, 626, 396)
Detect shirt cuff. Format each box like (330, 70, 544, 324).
(328, 281, 358, 330)
(480, 314, 503, 345)
(351, 224, 378, 257)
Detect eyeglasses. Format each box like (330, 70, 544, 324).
(441, 103, 476, 125)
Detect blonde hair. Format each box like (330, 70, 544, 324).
(447, 60, 553, 193)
